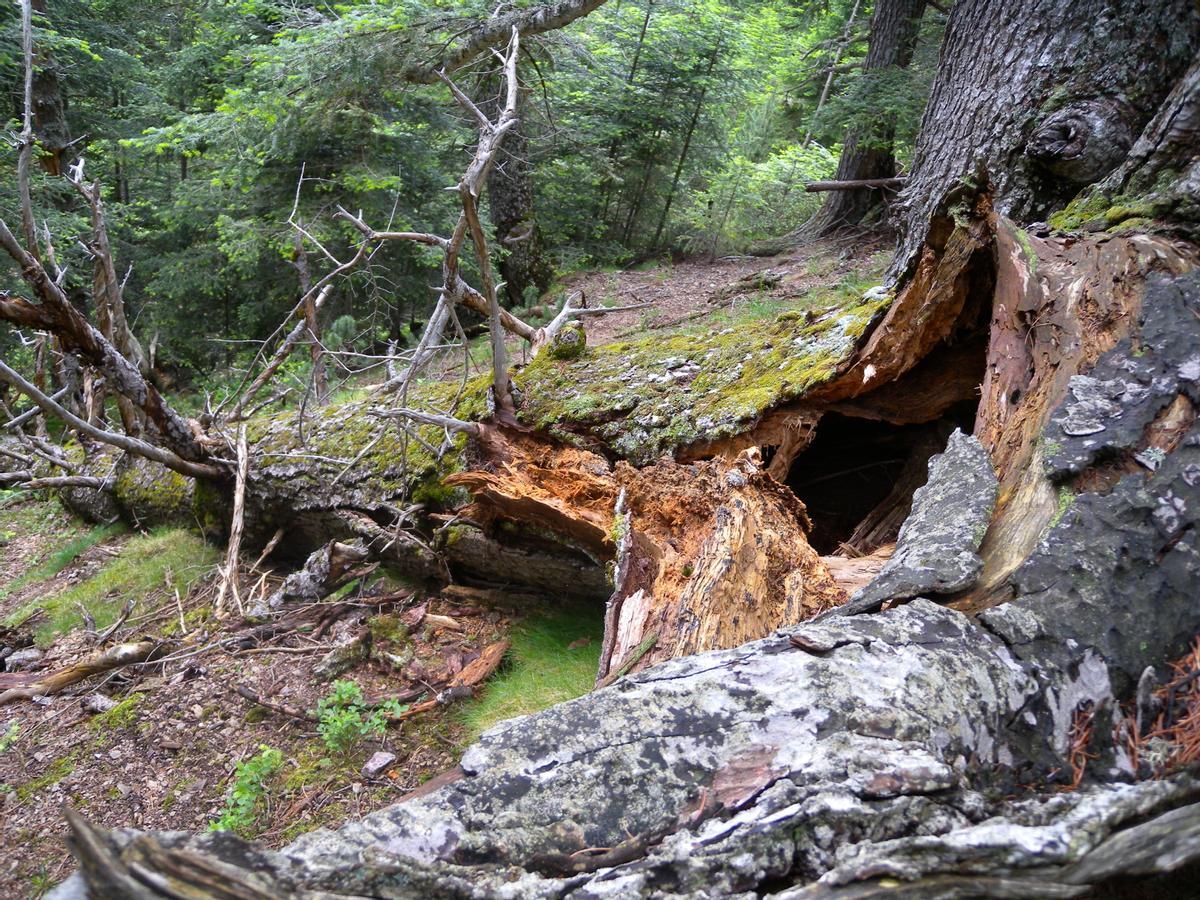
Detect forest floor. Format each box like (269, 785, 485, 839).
(0, 233, 892, 897)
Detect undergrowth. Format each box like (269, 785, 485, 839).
(4, 527, 218, 645)
(460, 608, 603, 741)
(0, 521, 127, 603)
(315, 680, 404, 754)
(210, 746, 284, 836)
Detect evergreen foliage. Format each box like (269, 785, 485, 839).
(0, 1, 939, 384)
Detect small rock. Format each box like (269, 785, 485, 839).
(82, 694, 118, 715)
(116, 783, 132, 797)
(361, 751, 396, 779)
(4, 647, 44, 671)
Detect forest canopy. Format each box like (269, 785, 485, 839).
(0, 0, 939, 381)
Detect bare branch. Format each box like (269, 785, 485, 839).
(0, 473, 115, 491)
(402, 0, 607, 84)
(371, 407, 482, 437)
(3, 386, 69, 429)
(0, 359, 223, 480)
(0, 223, 206, 463)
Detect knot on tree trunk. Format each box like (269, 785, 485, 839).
(1027, 98, 1137, 184)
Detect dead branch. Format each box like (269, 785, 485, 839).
(0, 359, 222, 480)
(370, 407, 482, 436)
(15, 0, 37, 257)
(402, 0, 606, 84)
(804, 177, 908, 192)
(215, 425, 249, 618)
(2, 386, 69, 429)
(232, 684, 316, 722)
(0, 640, 160, 705)
(0, 472, 114, 491)
(228, 281, 342, 421)
(0, 276, 205, 462)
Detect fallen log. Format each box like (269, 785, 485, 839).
(803, 177, 907, 192)
(0, 640, 159, 705)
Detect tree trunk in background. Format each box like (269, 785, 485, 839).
(30, 0, 71, 176)
(486, 81, 555, 308)
(799, 0, 926, 238)
(890, 0, 1199, 280)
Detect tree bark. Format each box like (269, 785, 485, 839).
(799, 0, 927, 238)
(484, 73, 555, 308)
(30, 0, 72, 177)
(890, 0, 1199, 280)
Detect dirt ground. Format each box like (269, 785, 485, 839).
(0, 500, 534, 897)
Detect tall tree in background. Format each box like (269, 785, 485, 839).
(799, 0, 926, 237)
(484, 71, 555, 308)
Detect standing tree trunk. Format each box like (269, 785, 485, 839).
(30, 0, 71, 177)
(799, 0, 927, 238)
(485, 76, 555, 308)
(890, 0, 1199, 279)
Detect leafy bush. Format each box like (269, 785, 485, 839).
(315, 680, 402, 754)
(210, 745, 283, 836)
(674, 143, 837, 254)
(0, 721, 20, 754)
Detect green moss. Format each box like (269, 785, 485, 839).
(17, 753, 77, 801)
(114, 459, 196, 526)
(1013, 227, 1038, 277)
(89, 694, 143, 731)
(368, 614, 408, 644)
(1048, 192, 1111, 232)
(1049, 192, 1167, 234)
(4, 528, 218, 645)
(459, 607, 603, 741)
(515, 276, 891, 464)
(548, 321, 587, 359)
(245, 374, 489, 508)
(282, 746, 338, 792)
(1051, 485, 1076, 528)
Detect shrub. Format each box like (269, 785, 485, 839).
(210, 745, 284, 836)
(314, 680, 401, 754)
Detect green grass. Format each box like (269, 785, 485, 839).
(4, 527, 219, 645)
(459, 607, 603, 742)
(0, 521, 127, 603)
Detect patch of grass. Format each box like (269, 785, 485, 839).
(1, 521, 127, 602)
(88, 694, 143, 732)
(459, 607, 603, 742)
(17, 752, 77, 802)
(4, 527, 218, 645)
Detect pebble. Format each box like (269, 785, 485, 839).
(361, 751, 397, 779)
